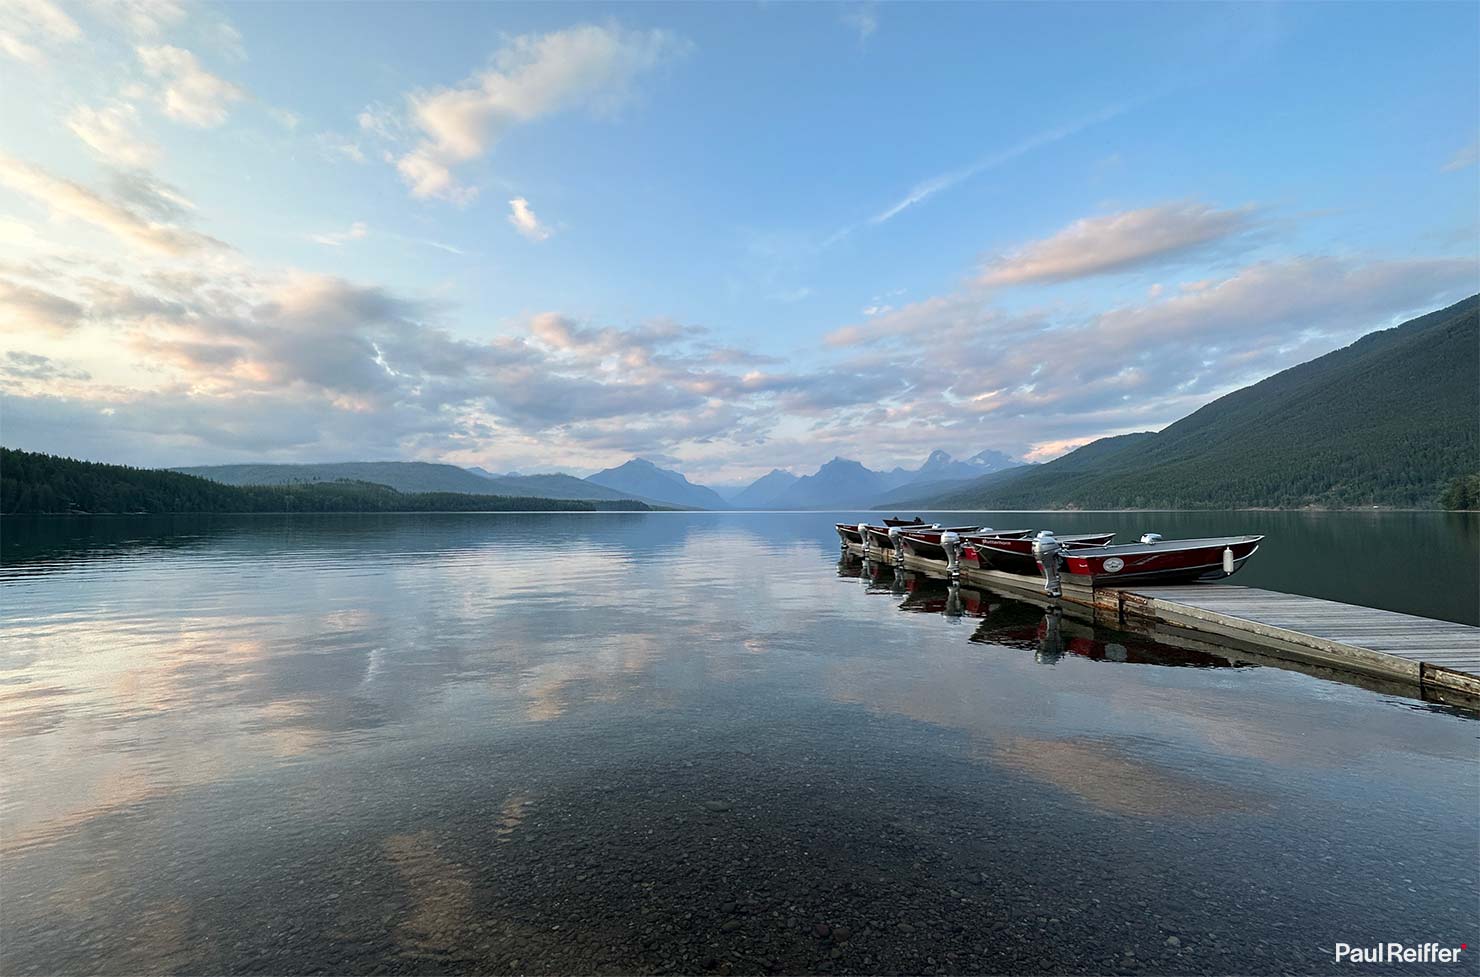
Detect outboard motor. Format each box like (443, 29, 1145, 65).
(1031, 530, 1063, 598)
(940, 530, 962, 578)
(857, 524, 869, 553)
(887, 525, 904, 566)
(1139, 533, 1164, 545)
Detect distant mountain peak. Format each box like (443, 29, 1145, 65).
(967, 448, 1018, 468)
(587, 458, 727, 509)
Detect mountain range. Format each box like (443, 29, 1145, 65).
(900, 294, 1479, 510)
(173, 449, 1024, 511)
(157, 296, 1480, 512)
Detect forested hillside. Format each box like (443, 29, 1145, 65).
(1, 450, 651, 514)
(176, 461, 507, 494)
(923, 295, 1479, 509)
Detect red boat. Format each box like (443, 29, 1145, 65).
(966, 532, 1117, 574)
(898, 526, 1008, 560)
(1056, 534, 1264, 586)
(834, 522, 865, 545)
(864, 524, 898, 551)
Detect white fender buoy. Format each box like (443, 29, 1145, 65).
(1223, 546, 1235, 574)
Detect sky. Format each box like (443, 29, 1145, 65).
(0, 0, 1476, 484)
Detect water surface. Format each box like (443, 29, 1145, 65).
(1, 513, 1476, 976)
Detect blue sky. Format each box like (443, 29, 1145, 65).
(1, 0, 1476, 482)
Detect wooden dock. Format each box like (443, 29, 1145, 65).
(1125, 585, 1480, 696)
(844, 538, 1480, 701)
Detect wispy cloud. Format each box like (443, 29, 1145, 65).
(67, 103, 159, 167)
(978, 201, 1261, 286)
(839, 3, 878, 46)
(0, 278, 86, 333)
(507, 197, 553, 241)
(137, 44, 246, 127)
(310, 221, 370, 247)
(1442, 137, 1478, 173)
(869, 102, 1133, 226)
(0, 0, 79, 65)
(388, 24, 690, 202)
(0, 154, 225, 255)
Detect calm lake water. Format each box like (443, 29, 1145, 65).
(2, 512, 1477, 976)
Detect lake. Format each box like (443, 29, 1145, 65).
(2, 511, 1477, 976)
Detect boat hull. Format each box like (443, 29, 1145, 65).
(1060, 538, 1262, 586)
(971, 533, 1116, 575)
(899, 526, 1003, 561)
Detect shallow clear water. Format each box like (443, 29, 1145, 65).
(1, 512, 1477, 976)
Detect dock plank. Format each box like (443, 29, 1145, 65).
(1128, 584, 1480, 694)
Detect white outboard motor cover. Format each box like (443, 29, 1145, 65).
(940, 530, 962, 574)
(1031, 531, 1063, 598)
(1139, 533, 1164, 545)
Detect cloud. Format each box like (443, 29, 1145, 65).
(507, 197, 552, 241)
(821, 253, 1478, 463)
(1022, 437, 1098, 463)
(864, 102, 1133, 228)
(0, 0, 80, 64)
(2, 350, 90, 381)
(136, 44, 246, 127)
(392, 24, 688, 201)
(0, 255, 842, 470)
(1442, 137, 1478, 173)
(839, 3, 878, 45)
(0, 32, 45, 65)
(67, 103, 159, 167)
(310, 221, 370, 247)
(87, 0, 187, 37)
(0, 279, 86, 333)
(316, 132, 366, 163)
(0, 155, 224, 254)
(107, 169, 196, 222)
(978, 202, 1260, 286)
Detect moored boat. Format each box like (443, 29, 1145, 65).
(967, 532, 1116, 574)
(898, 526, 996, 560)
(882, 516, 928, 528)
(1055, 534, 1264, 586)
(834, 522, 865, 546)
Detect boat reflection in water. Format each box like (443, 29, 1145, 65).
(838, 555, 1243, 669)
